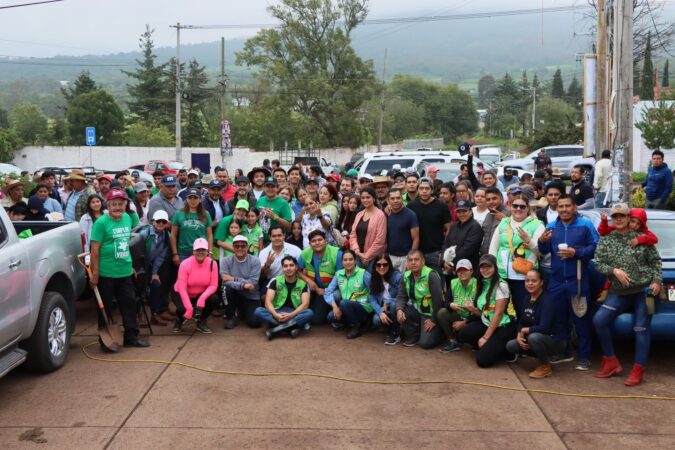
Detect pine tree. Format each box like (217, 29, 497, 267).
(551, 69, 565, 99)
(182, 59, 210, 147)
(532, 74, 540, 90)
(663, 60, 670, 87)
(641, 32, 655, 100)
(566, 76, 583, 107)
(634, 60, 642, 96)
(61, 71, 98, 105)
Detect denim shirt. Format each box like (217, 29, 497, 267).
(368, 270, 403, 315)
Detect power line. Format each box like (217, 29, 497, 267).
(0, 0, 63, 10)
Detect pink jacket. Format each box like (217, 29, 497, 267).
(349, 207, 387, 263)
(173, 256, 219, 313)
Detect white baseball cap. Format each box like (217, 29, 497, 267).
(152, 210, 169, 222)
(455, 259, 473, 271)
(233, 235, 249, 244)
(193, 238, 209, 251)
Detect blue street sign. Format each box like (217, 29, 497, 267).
(86, 127, 96, 146)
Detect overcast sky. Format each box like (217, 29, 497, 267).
(0, 0, 593, 57)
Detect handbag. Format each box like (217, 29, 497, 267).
(508, 223, 534, 275)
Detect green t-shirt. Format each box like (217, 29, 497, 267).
(213, 214, 245, 243)
(129, 210, 140, 228)
(172, 210, 213, 256)
(91, 213, 133, 278)
(244, 223, 264, 255)
(257, 195, 292, 237)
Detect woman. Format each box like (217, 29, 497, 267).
(292, 186, 308, 218)
(171, 188, 213, 263)
(324, 249, 372, 339)
(234, 168, 243, 178)
(171, 238, 219, 334)
(439, 182, 458, 223)
(287, 221, 304, 249)
(480, 171, 503, 191)
(506, 270, 568, 378)
(472, 188, 489, 226)
(278, 186, 296, 220)
(319, 184, 340, 226)
(489, 194, 545, 319)
(297, 196, 332, 248)
(34, 183, 62, 213)
(80, 194, 104, 252)
(368, 253, 403, 345)
(339, 194, 360, 233)
(349, 187, 387, 267)
(457, 254, 517, 368)
(133, 182, 151, 226)
(455, 180, 474, 202)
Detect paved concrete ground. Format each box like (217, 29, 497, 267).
(2, 299, 675, 449)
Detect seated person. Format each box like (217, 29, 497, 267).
(324, 249, 372, 339)
(8, 201, 28, 221)
(221, 234, 262, 329)
(367, 253, 403, 345)
(254, 256, 313, 339)
(436, 259, 477, 353)
(258, 224, 302, 290)
(171, 238, 219, 334)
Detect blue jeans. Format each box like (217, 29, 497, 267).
(594, 191, 607, 208)
(327, 300, 372, 327)
(253, 306, 314, 327)
(372, 299, 400, 337)
(548, 278, 592, 360)
(593, 292, 651, 366)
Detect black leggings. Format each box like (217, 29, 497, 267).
(170, 291, 217, 320)
(458, 319, 516, 368)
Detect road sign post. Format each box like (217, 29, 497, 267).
(86, 127, 96, 165)
(220, 120, 232, 167)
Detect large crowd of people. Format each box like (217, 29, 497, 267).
(1, 149, 670, 387)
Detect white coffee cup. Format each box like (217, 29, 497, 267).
(558, 243, 568, 250)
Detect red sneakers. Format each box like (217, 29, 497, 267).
(595, 356, 623, 378)
(625, 364, 645, 387)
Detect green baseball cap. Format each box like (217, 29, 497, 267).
(347, 169, 358, 177)
(235, 199, 250, 211)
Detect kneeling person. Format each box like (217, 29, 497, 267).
(254, 256, 313, 339)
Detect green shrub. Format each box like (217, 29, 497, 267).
(632, 172, 647, 183)
(632, 188, 646, 207)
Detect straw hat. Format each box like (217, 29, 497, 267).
(64, 168, 87, 181)
(2, 179, 28, 195)
(372, 175, 393, 187)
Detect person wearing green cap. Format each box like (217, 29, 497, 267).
(346, 168, 359, 178)
(257, 176, 293, 239)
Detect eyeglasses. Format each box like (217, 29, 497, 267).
(376, 262, 389, 268)
(155, 220, 168, 224)
(511, 204, 528, 210)
(456, 189, 468, 193)
(233, 244, 248, 249)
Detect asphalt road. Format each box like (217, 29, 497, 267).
(2, 300, 675, 449)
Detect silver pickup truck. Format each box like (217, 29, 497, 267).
(0, 207, 86, 378)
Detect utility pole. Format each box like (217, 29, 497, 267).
(220, 37, 226, 122)
(531, 87, 536, 133)
(596, 0, 609, 158)
(377, 48, 387, 152)
(611, 0, 634, 203)
(174, 23, 182, 162)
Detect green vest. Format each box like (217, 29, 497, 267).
(272, 275, 307, 309)
(403, 265, 435, 317)
(450, 277, 477, 319)
(300, 245, 339, 287)
(335, 267, 371, 313)
(476, 279, 515, 327)
(496, 216, 542, 279)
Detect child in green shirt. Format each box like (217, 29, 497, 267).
(244, 208, 264, 255)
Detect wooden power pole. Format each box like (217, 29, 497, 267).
(377, 48, 387, 152)
(596, 0, 609, 157)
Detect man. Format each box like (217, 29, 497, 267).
(97, 175, 113, 200)
(402, 174, 419, 205)
(392, 172, 406, 191)
(499, 167, 520, 188)
(406, 178, 452, 274)
(358, 174, 373, 191)
(259, 225, 302, 283)
(570, 165, 594, 210)
(227, 175, 257, 212)
(151, 170, 164, 196)
(386, 188, 419, 274)
(427, 165, 439, 182)
(90, 190, 149, 348)
(1, 179, 28, 210)
(372, 176, 392, 209)
(38, 170, 61, 204)
(254, 255, 313, 338)
(147, 175, 185, 221)
(533, 148, 552, 171)
(339, 177, 355, 200)
(63, 170, 95, 222)
(131, 170, 141, 184)
(396, 250, 444, 348)
(257, 176, 293, 237)
(247, 167, 270, 200)
(442, 200, 484, 272)
(187, 169, 200, 185)
(221, 234, 262, 328)
(273, 167, 287, 186)
(203, 179, 229, 228)
(536, 181, 565, 226)
(480, 187, 508, 256)
(309, 166, 326, 187)
(641, 150, 673, 209)
(520, 173, 534, 186)
(298, 230, 343, 325)
(593, 150, 612, 208)
(177, 169, 189, 189)
(216, 167, 237, 202)
(271, 159, 281, 171)
(262, 158, 273, 173)
(287, 166, 303, 191)
(538, 194, 598, 370)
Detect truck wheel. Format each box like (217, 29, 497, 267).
(22, 292, 71, 373)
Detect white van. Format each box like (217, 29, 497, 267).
(355, 150, 495, 177)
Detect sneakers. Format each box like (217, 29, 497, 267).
(289, 328, 301, 339)
(529, 363, 553, 379)
(346, 324, 362, 339)
(224, 317, 239, 329)
(303, 323, 311, 332)
(402, 338, 418, 347)
(625, 364, 645, 387)
(595, 356, 623, 378)
(195, 320, 212, 334)
(550, 353, 574, 364)
(384, 335, 401, 346)
(440, 341, 461, 353)
(193, 307, 203, 321)
(575, 359, 591, 371)
(172, 318, 185, 333)
(331, 322, 345, 330)
(505, 353, 519, 363)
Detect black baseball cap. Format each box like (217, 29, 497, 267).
(235, 176, 250, 185)
(455, 200, 473, 211)
(208, 180, 223, 189)
(187, 188, 201, 198)
(264, 176, 278, 186)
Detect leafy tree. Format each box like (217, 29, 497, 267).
(123, 25, 170, 126)
(522, 96, 582, 149)
(182, 59, 210, 147)
(47, 116, 68, 145)
(9, 103, 47, 144)
(236, 0, 377, 148)
(477, 75, 496, 109)
(66, 90, 125, 145)
(663, 60, 670, 87)
(0, 128, 21, 162)
(641, 32, 654, 100)
(635, 101, 675, 150)
(61, 71, 98, 105)
(488, 73, 520, 137)
(551, 68, 565, 99)
(566, 76, 583, 108)
(125, 122, 174, 146)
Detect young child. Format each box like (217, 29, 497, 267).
(597, 208, 658, 301)
(220, 220, 242, 261)
(286, 220, 304, 249)
(139, 210, 172, 325)
(244, 208, 264, 255)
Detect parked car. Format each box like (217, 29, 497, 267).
(580, 209, 675, 340)
(355, 150, 494, 177)
(0, 163, 23, 177)
(0, 208, 87, 378)
(502, 145, 588, 178)
(126, 168, 155, 187)
(475, 146, 502, 166)
(417, 162, 463, 182)
(288, 156, 338, 175)
(143, 160, 188, 175)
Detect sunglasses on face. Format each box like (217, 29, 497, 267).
(233, 244, 248, 249)
(511, 204, 527, 210)
(155, 220, 168, 224)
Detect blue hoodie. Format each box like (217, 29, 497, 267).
(642, 162, 673, 202)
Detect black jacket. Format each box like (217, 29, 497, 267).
(480, 204, 508, 256)
(536, 206, 554, 225)
(204, 195, 230, 223)
(442, 216, 484, 270)
(227, 191, 257, 213)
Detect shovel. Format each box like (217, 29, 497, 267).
(77, 253, 123, 352)
(571, 259, 588, 318)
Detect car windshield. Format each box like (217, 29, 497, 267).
(364, 159, 415, 175)
(647, 220, 675, 259)
(168, 161, 187, 170)
(436, 168, 461, 182)
(480, 154, 500, 165)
